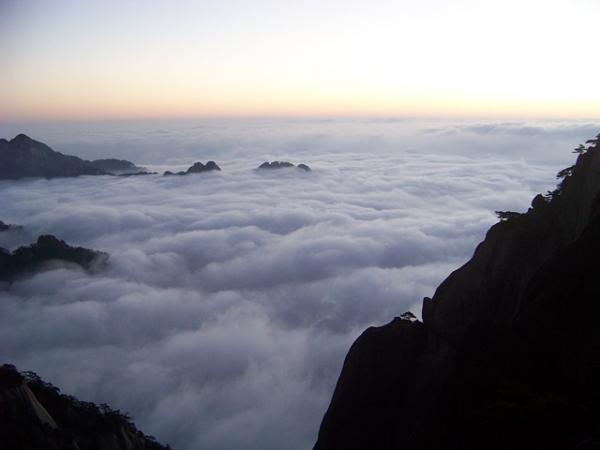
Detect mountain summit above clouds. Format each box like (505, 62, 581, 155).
(0, 134, 144, 179)
(0, 234, 108, 282)
(314, 134, 600, 450)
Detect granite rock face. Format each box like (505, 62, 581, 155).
(314, 135, 600, 450)
(0, 364, 170, 450)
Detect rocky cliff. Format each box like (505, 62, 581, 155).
(0, 364, 170, 450)
(314, 134, 600, 450)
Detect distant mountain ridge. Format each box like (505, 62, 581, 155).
(314, 134, 600, 449)
(257, 161, 311, 171)
(163, 160, 221, 176)
(88, 158, 147, 175)
(0, 234, 107, 282)
(0, 134, 144, 179)
(1, 134, 318, 179)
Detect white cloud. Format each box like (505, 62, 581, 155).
(0, 119, 595, 450)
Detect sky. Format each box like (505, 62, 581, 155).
(1, 0, 599, 121)
(0, 119, 598, 450)
(1, 0, 599, 446)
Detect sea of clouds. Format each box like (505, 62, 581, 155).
(0, 118, 597, 450)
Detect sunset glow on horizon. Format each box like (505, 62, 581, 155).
(1, 0, 599, 122)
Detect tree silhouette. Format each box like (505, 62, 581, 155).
(585, 133, 600, 146)
(400, 311, 416, 321)
(556, 165, 575, 179)
(495, 211, 522, 221)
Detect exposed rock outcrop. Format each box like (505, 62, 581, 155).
(0, 134, 146, 179)
(0, 364, 170, 450)
(117, 171, 158, 177)
(163, 161, 221, 176)
(257, 161, 311, 171)
(88, 159, 147, 175)
(314, 134, 600, 450)
(0, 235, 107, 282)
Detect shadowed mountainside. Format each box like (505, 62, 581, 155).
(0, 134, 144, 179)
(0, 364, 170, 450)
(163, 161, 221, 176)
(88, 158, 147, 175)
(257, 161, 311, 171)
(0, 220, 22, 232)
(0, 235, 107, 282)
(314, 134, 600, 450)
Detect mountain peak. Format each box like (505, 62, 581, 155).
(0, 134, 148, 179)
(11, 133, 34, 143)
(314, 132, 600, 450)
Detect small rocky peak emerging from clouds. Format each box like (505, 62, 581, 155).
(0, 364, 170, 450)
(0, 235, 107, 282)
(163, 161, 221, 176)
(0, 220, 22, 232)
(314, 133, 600, 450)
(187, 160, 221, 173)
(88, 158, 147, 175)
(257, 161, 311, 171)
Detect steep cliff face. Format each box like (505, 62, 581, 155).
(424, 139, 600, 345)
(315, 136, 600, 450)
(0, 365, 170, 450)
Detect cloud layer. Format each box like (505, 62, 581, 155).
(0, 119, 595, 450)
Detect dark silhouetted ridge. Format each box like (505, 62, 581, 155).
(314, 134, 600, 450)
(0, 134, 106, 179)
(0, 235, 107, 282)
(0, 219, 22, 232)
(257, 161, 311, 171)
(163, 161, 221, 176)
(89, 158, 147, 175)
(0, 364, 170, 450)
(0, 134, 145, 179)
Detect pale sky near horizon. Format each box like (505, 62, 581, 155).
(1, 0, 599, 122)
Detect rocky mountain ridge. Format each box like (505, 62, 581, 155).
(314, 134, 600, 449)
(88, 158, 147, 175)
(0, 134, 145, 179)
(0, 364, 170, 450)
(1, 134, 317, 180)
(0, 235, 107, 282)
(163, 160, 221, 176)
(257, 161, 311, 171)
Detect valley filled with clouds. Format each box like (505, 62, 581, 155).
(0, 119, 595, 450)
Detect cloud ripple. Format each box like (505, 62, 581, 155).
(0, 120, 592, 450)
